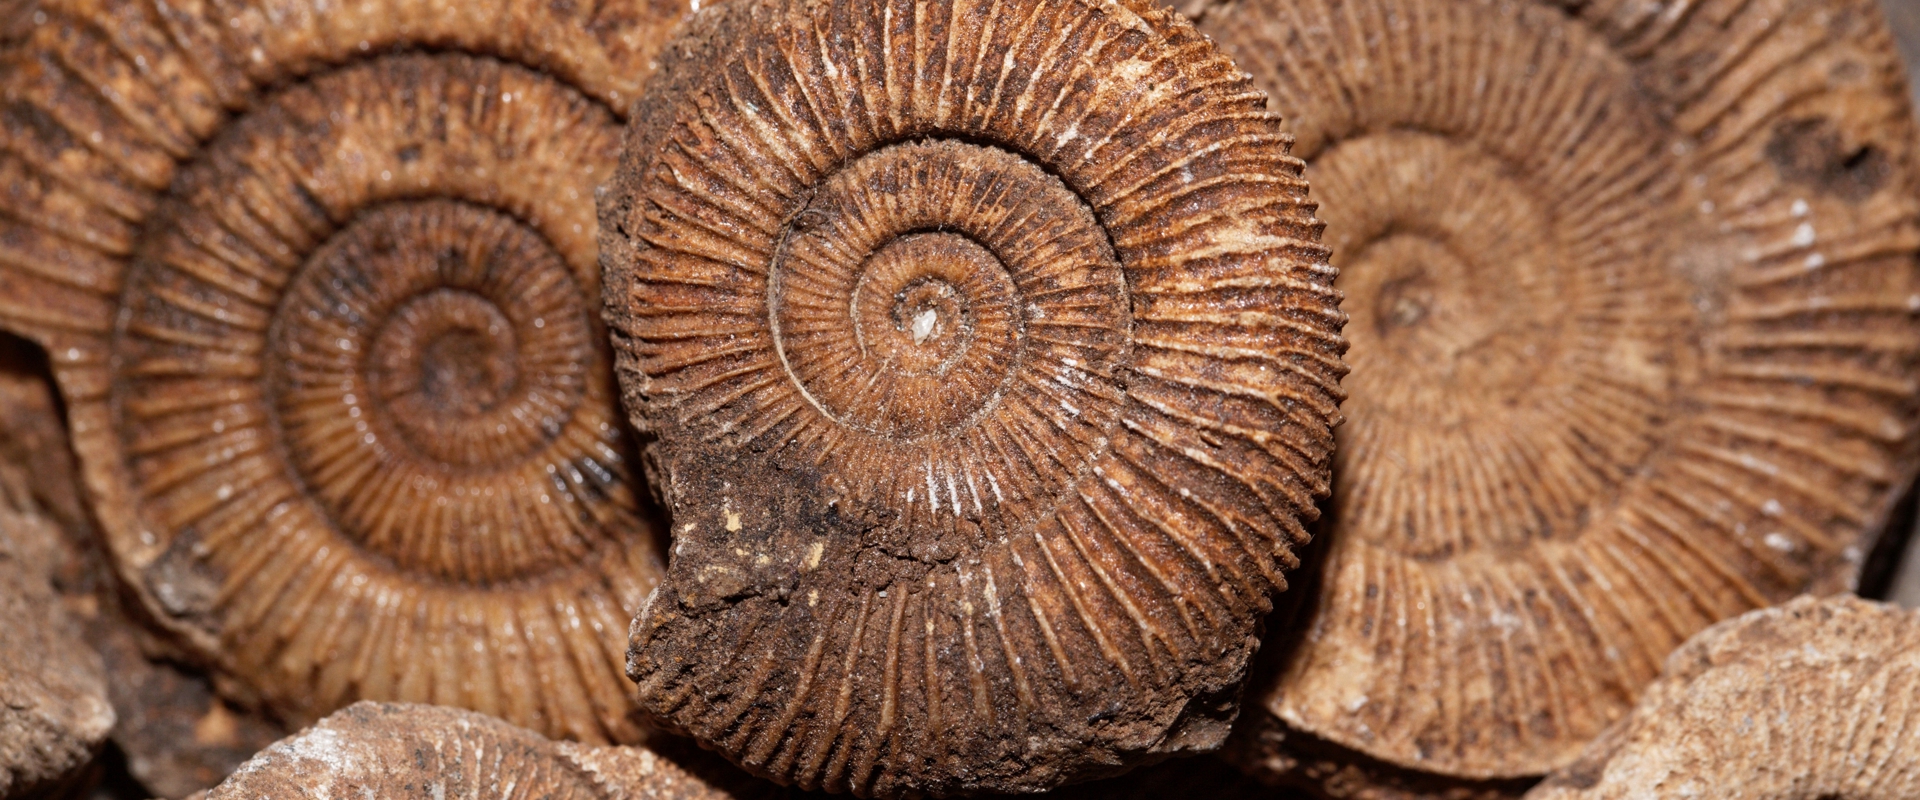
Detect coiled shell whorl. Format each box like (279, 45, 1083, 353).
(0, 0, 690, 743)
(1198, 0, 1920, 784)
(206, 702, 737, 800)
(599, 0, 1345, 795)
(1530, 596, 1920, 800)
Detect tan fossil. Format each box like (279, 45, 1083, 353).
(598, 0, 1347, 795)
(203, 702, 739, 800)
(1529, 595, 1920, 799)
(1194, 0, 1920, 790)
(0, 0, 690, 745)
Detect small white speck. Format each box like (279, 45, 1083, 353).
(1790, 223, 1815, 247)
(911, 308, 937, 344)
(533, 317, 545, 329)
(1764, 533, 1794, 552)
(501, 91, 513, 103)
(1761, 498, 1784, 516)
(379, 170, 392, 181)
(1790, 199, 1809, 217)
(1698, 199, 1715, 214)
(1805, 252, 1826, 269)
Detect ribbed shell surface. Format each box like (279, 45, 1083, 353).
(206, 702, 737, 800)
(1530, 596, 1920, 799)
(1199, 0, 1920, 784)
(599, 0, 1346, 795)
(0, 0, 689, 744)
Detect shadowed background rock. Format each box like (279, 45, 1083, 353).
(1190, 0, 1920, 794)
(0, 0, 690, 753)
(0, 422, 113, 799)
(1529, 595, 1920, 799)
(598, 0, 1346, 795)
(0, 331, 285, 799)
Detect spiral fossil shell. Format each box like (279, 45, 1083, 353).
(599, 0, 1344, 794)
(0, 0, 689, 743)
(1529, 595, 1920, 800)
(1196, 0, 1920, 784)
(205, 702, 736, 800)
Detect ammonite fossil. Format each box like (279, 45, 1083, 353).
(1195, 0, 1920, 788)
(600, 0, 1345, 795)
(1530, 595, 1920, 799)
(0, 0, 689, 744)
(205, 702, 737, 800)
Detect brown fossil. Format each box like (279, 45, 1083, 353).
(1530, 595, 1920, 799)
(203, 702, 737, 800)
(0, 450, 113, 799)
(0, 0, 690, 745)
(1195, 0, 1920, 789)
(599, 0, 1345, 795)
(0, 332, 288, 797)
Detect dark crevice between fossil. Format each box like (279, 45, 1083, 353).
(1857, 463, 1920, 602)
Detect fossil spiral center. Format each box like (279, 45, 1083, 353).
(850, 232, 1018, 394)
(1344, 231, 1548, 409)
(268, 200, 602, 579)
(759, 139, 1131, 532)
(371, 289, 521, 419)
(1316, 129, 1692, 560)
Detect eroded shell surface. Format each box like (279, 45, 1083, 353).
(206, 702, 736, 800)
(599, 0, 1345, 795)
(1529, 595, 1920, 799)
(0, 0, 689, 744)
(1198, 0, 1920, 784)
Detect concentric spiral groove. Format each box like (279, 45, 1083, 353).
(1199, 0, 1920, 783)
(600, 0, 1345, 795)
(0, 0, 689, 744)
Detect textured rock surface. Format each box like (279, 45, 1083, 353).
(1530, 595, 1920, 799)
(0, 0, 691, 745)
(0, 463, 114, 798)
(599, 0, 1345, 795)
(204, 703, 736, 800)
(1198, 0, 1920, 788)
